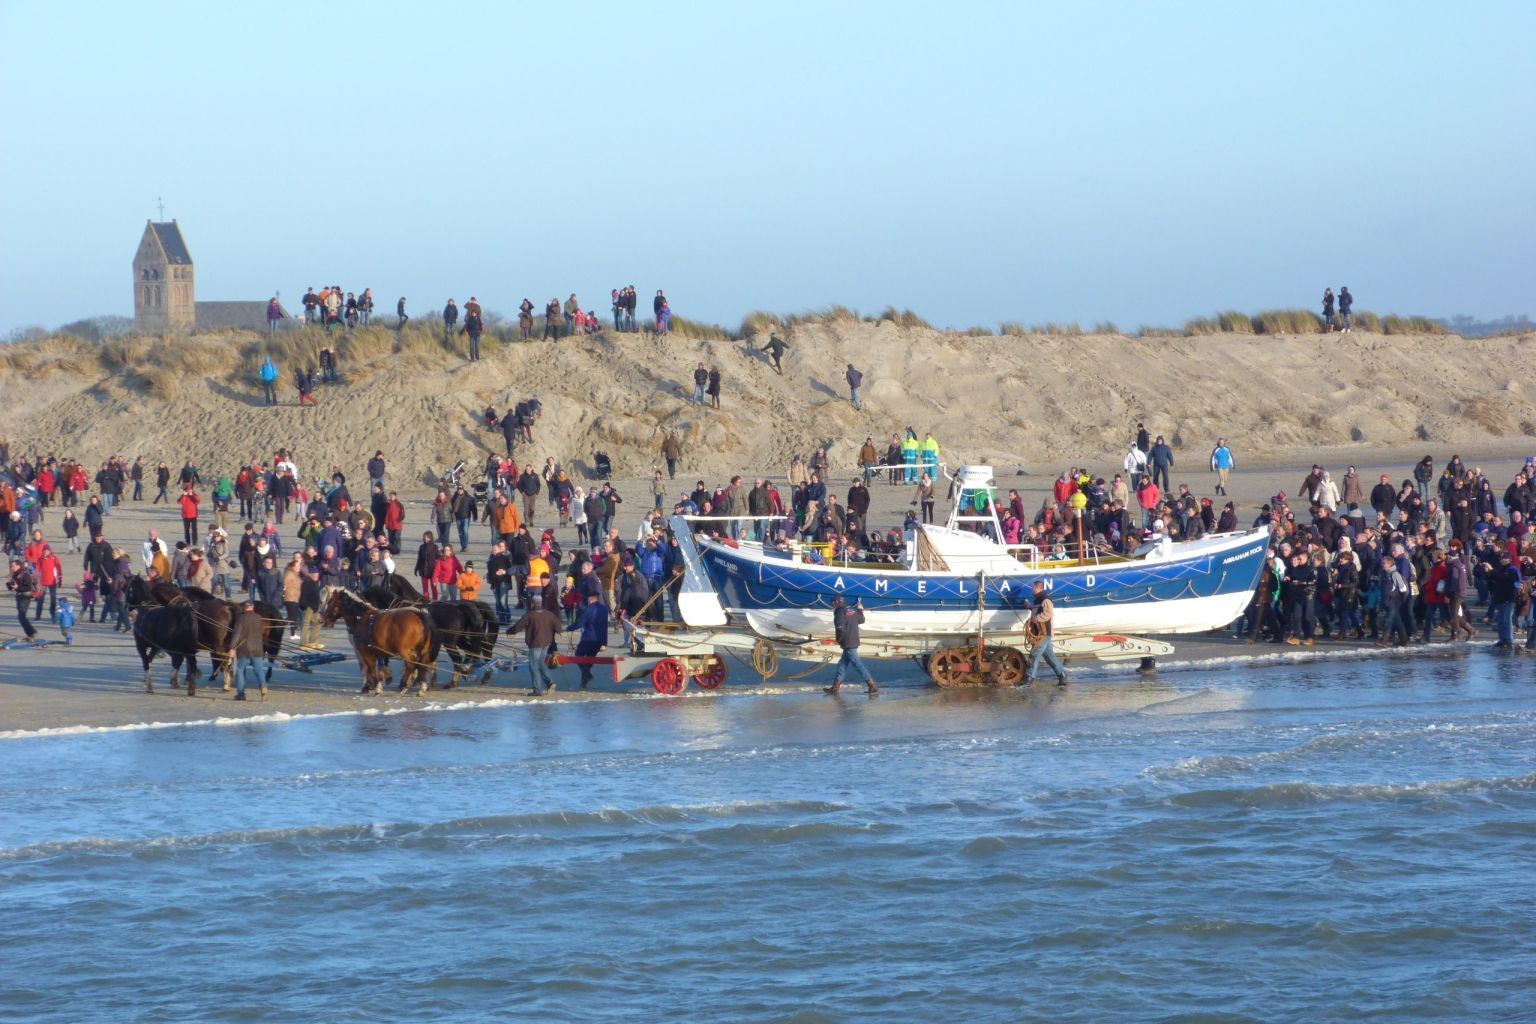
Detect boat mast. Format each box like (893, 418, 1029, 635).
(941, 465, 1004, 543)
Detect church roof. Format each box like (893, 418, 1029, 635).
(150, 221, 193, 265)
(195, 300, 290, 332)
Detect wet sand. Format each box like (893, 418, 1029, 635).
(2, 443, 1527, 736)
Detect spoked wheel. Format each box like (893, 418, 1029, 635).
(693, 655, 727, 690)
(928, 647, 982, 687)
(990, 647, 1028, 687)
(651, 657, 687, 695)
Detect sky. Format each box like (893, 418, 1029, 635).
(1, 1, 1532, 334)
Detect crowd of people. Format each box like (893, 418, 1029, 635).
(3, 425, 1534, 682)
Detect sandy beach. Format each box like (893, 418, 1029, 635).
(3, 440, 1527, 738)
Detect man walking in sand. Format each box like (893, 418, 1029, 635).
(1124, 441, 1147, 492)
(692, 363, 708, 406)
(660, 431, 683, 479)
(1209, 438, 1234, 495)
(845, 363, 864, 412)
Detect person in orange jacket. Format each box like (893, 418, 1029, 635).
(456, 561, 482, 602)
(490, 493, 522, 545)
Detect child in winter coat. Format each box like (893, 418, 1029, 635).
(77, 570, 98, 622)
(57, 595, 76, 645)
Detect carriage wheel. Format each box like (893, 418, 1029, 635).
(928, 647, 980, 688)
(651, 657, 687, 695)
(991, 648, 1028, 687)
(693, 656, 727, 690)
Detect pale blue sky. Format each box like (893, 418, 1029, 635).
(1, 1, 1531, 333)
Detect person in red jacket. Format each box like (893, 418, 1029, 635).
(35, 544, 63, 620)
(1136, 477, 1161, 531)
(383, 491, 406, 554)
(36, 468, 56, 507)
(178, 489, 201, 546)
(433, 543, 463, 600)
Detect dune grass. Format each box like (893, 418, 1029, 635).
(1251, 309, 1322, 334)
(666, 316, 738, 341)
(1137, 325, 1181, 338)
(1383, 314, 1449, 335)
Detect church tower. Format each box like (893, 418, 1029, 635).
(132, 220, 196, 333)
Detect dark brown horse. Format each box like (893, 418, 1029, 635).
(362, 577, 500, 687)
(132, 604, 202, 695)
(320, 587, 440, 695)
(127, 577, 287, 690)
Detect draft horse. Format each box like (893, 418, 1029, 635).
(320, 587, 440, 695)
(362, 575, 501, 688)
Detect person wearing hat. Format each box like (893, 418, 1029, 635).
(508, 593, 563, 695)
(456, 560, 482, 602)
(227, 599, 268, 700)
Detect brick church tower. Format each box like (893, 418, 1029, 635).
(132, 220, 196, 333)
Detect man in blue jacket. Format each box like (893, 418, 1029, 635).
(1209, 438, 1234, 495)
(573, 592, 608, 688)
(259, 356, 279, 406)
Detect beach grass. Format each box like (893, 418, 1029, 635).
(1251, 309, 1322, 334)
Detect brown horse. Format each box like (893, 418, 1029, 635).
(320, 587, 440, 695)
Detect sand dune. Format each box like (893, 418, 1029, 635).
(0, 325, 1531, 485)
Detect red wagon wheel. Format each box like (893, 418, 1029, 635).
(693, 655, 727, 690)
(651, 657, 687, 695)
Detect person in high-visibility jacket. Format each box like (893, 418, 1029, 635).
(901, 429, 920, 484)
(920, 432, 940, 479)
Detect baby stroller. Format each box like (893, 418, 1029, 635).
(592, 452, 613, 479)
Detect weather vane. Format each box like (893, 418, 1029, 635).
(157, 196, 164, 220)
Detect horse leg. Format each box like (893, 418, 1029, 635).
(169, 656, 182, 690)
(186, 653, 197, 698)
(219, 650, 233, 692)
(140, 646, 155, 693)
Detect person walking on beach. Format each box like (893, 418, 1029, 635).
(660, 431, 682, 480)
(509, 594, 563, 695)
(761, 334, 788, 374)
(259, 355, 279, 405)
(7, 557, 39, 642)
(1148, 435, 1174, 494)
(1023, 581, 1068, 686)
(227, 599, 267, 701)
(443, 298, 459, 340)
(707, 366, 721, 410)
(1322, 288, 1336, 331)
(573, 591, 608, 688)
(1209, 438, 1234, 495)
(1338, 287, 1353, 332)
(1124, 441, 1147, 492)
(397, 296, 409, 330)
(266, 298, 283, 335)
(824, 596, 877, 695)
(845, 363, 864, 411)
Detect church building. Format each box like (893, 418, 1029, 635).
(131, 220, 288, 333)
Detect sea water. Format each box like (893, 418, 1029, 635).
(2, 654, 1533, 1023)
